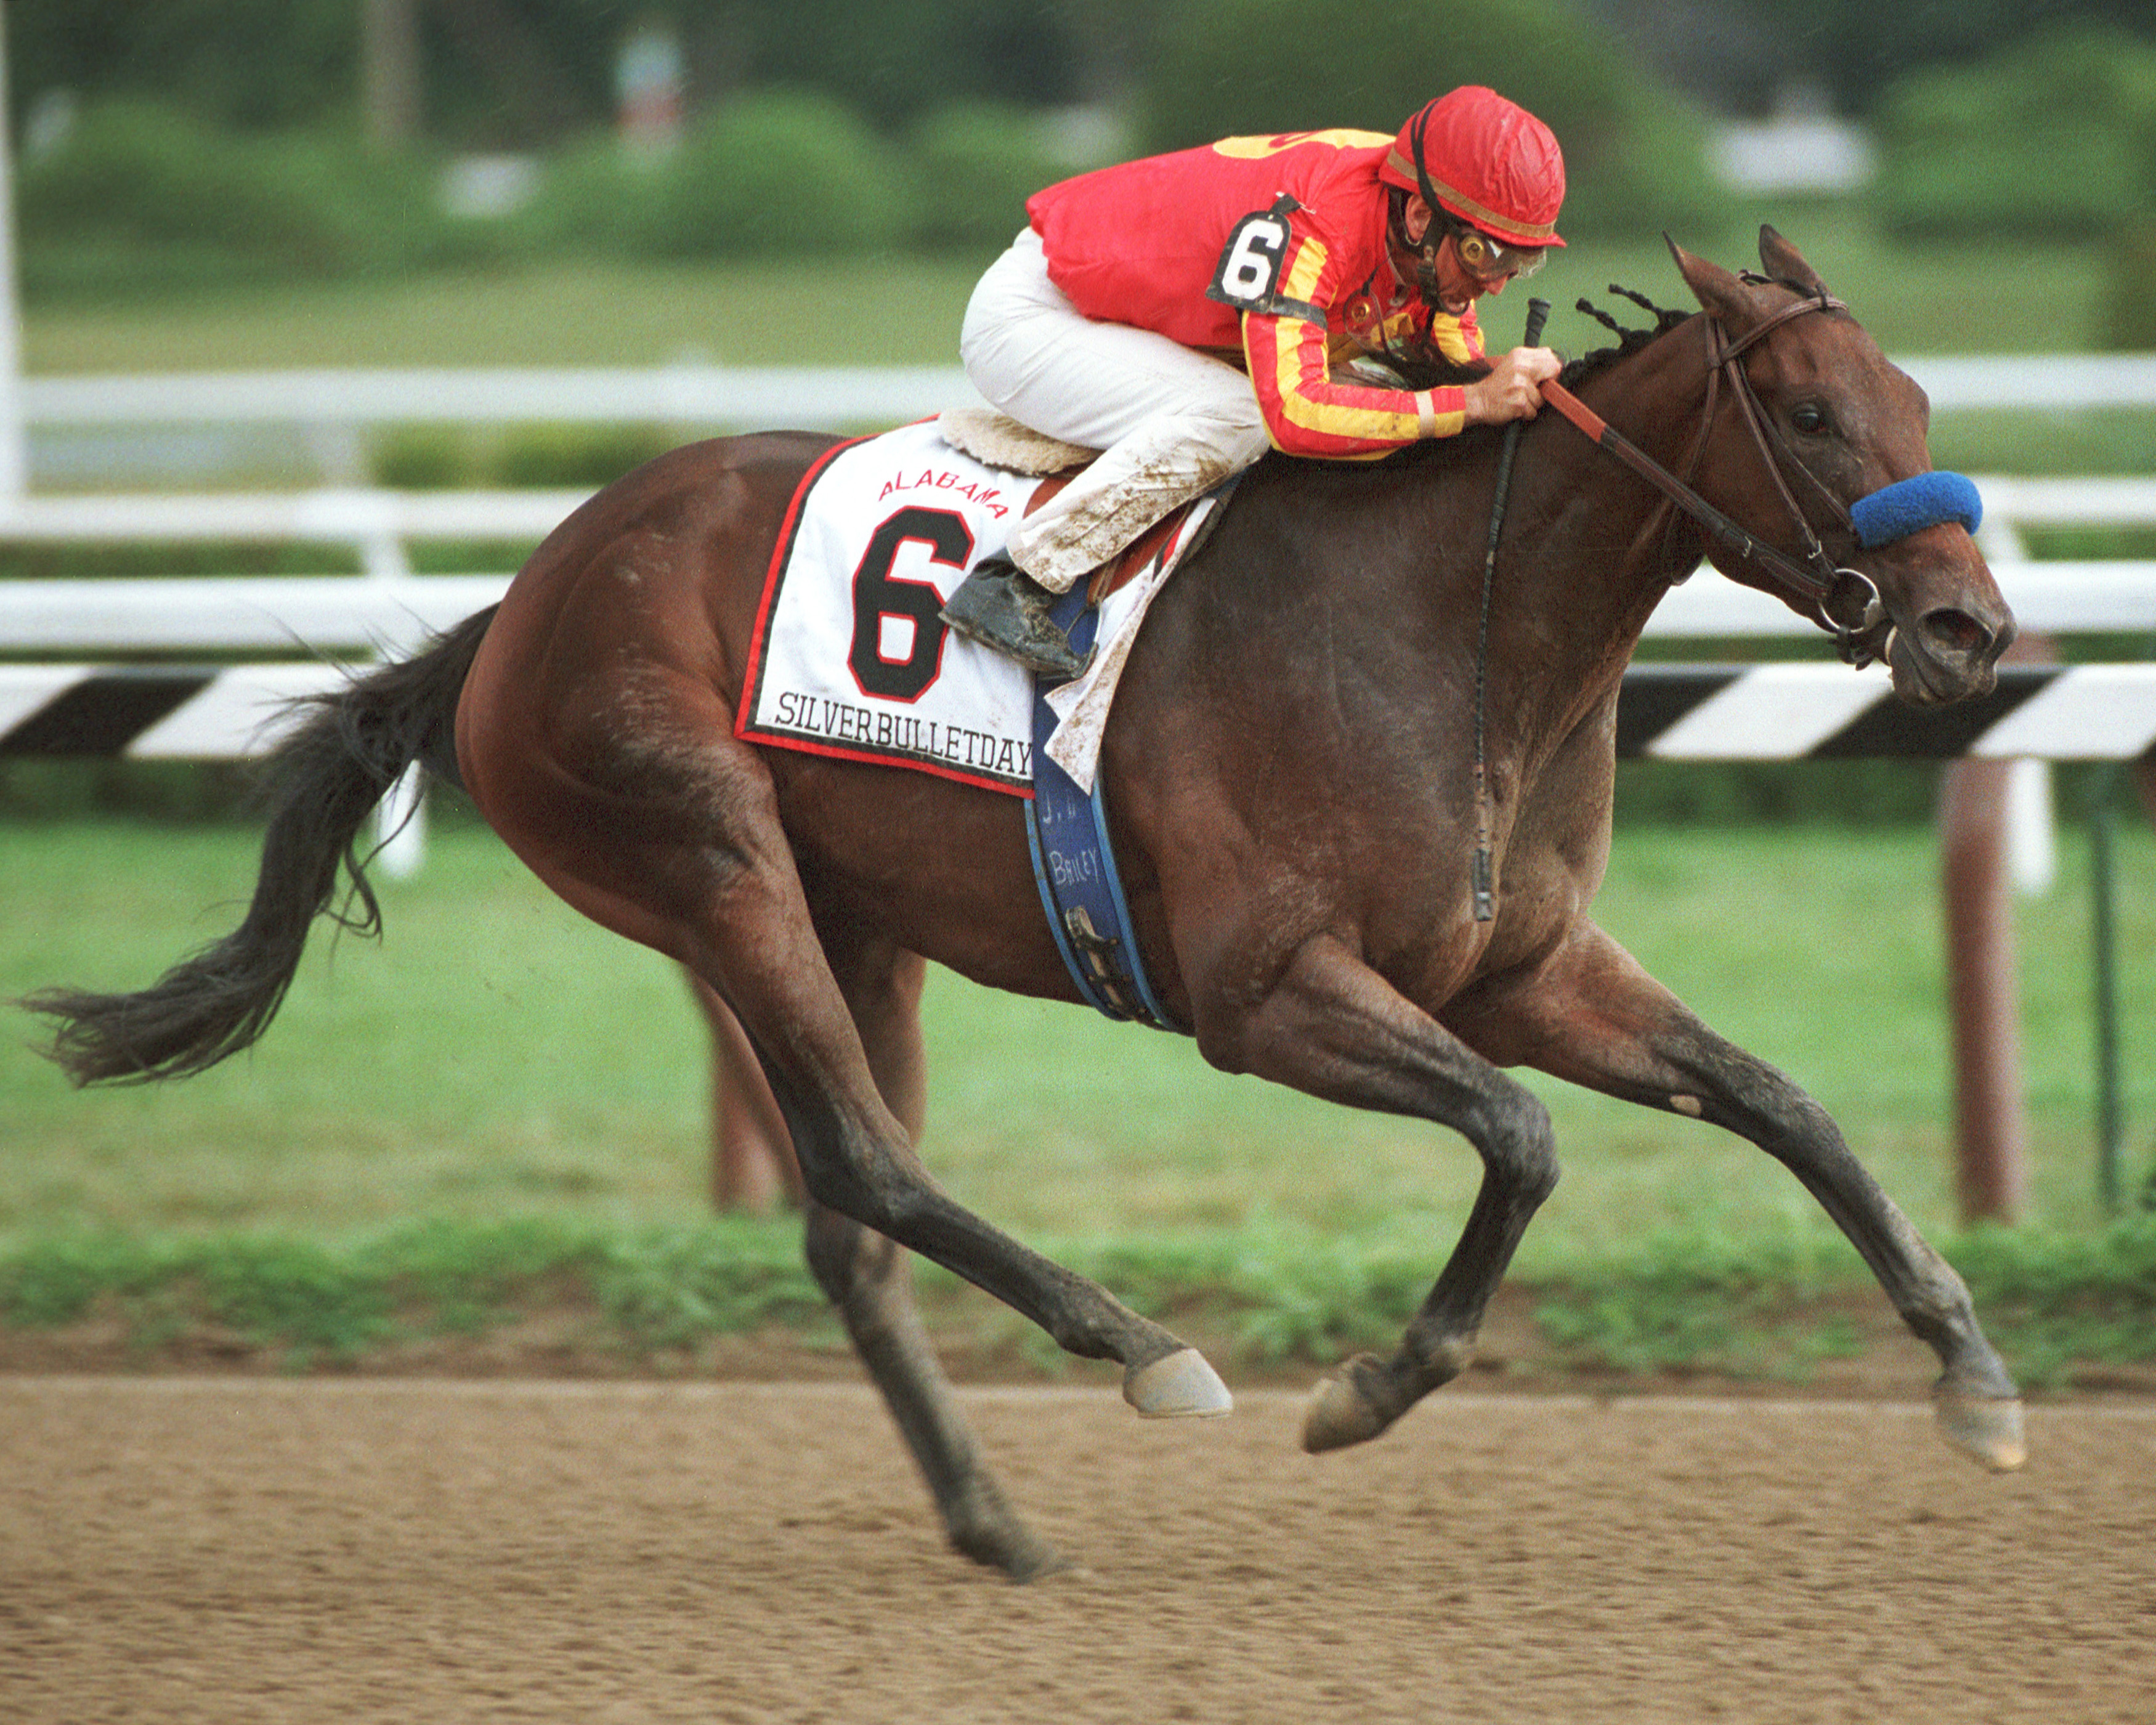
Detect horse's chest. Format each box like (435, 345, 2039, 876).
(1391, 810, 1600, 997)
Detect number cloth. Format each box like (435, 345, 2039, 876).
(735, 420, 1228, 795)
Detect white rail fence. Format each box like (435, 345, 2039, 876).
(22, 365, 991, 489)
(0, 474, 2149, 649)
(20, 365, 987, 431)
(21, 352, 2156, 488)
(20, 352, 2156, 429)
(7, 350, 2152, 631)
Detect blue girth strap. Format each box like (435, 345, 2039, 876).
(1850, 471, 1983, 550)
(1023, 589, 1183, 1032)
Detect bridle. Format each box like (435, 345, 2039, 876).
(1538, 286, 1887, 664)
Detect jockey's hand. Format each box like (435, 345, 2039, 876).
(1463, 346, 1562, 427)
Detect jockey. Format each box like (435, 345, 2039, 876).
(941, 85, 1568, 679)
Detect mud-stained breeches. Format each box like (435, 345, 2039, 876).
(960, 228, 1273, 594)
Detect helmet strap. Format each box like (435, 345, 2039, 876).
(1407, 104, 1451, 255)
(1385, 185, 1448, 304)
(1400, 105, 1468, 302)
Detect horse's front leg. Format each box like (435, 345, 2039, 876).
(1446, 919, 2025, 1473)
(1201, 934, 1562, 1452)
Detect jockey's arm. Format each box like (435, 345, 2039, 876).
(1239, 230, 1556, 457)
(1244, 304, 1466, 460)
(1246, 302, 1560, 455)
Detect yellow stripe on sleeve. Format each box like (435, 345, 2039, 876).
(1265, 242, 1422, 447)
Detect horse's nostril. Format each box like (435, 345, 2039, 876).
(1921, 608, 1990, 659)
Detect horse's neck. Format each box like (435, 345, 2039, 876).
(1515, 329, 1710, 659)
(1470, 325, 1712, 754)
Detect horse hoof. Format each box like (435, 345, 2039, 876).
(1301, 1357, 1395, 1454)
(1122, 1347, 1233, 1419)
(1932, 1386, 2027, 1473)
(954, 1528, 1071, 1585)
(945, 1485, 1069, 1583)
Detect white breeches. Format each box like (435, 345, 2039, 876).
(960, 228, 1272, 592)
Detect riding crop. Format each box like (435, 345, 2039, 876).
(1470, 294, 1550, 922)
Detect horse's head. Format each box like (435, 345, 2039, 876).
(1669, 229, 2014, 705)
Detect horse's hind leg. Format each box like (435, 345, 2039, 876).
(807, 1204, 1061, 1578)
(462, 672, 1225, 1416)
(1447, 919, 2025, 1472)
(801, 942, 1061, 1580)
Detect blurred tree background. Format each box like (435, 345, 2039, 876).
(9, 0, 2152, 337)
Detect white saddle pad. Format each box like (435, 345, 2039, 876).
(735, 419, 1219, 797)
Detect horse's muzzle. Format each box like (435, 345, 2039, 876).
(1885, 601, 2015, 707)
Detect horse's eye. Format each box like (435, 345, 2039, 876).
(1791, 404, 1828, 435)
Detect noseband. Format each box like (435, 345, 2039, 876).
(1539, 287, 1978, 667)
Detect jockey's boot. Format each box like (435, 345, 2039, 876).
(939, 554, 1093, 681)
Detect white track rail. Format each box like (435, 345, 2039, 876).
(18, 354, 2156, 429)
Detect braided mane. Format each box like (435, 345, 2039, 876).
(1557, 285, 1691, 389)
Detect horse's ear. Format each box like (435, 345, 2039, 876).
(1665, 233, 1755, 331)
(1757, 225, 1830, 298)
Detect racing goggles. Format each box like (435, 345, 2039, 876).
(1449, 223, 1547, 284)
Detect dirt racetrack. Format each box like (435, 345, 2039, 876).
(3, 1376, 2152, 1724)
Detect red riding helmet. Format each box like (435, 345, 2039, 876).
(1380, 86, 1566, 250)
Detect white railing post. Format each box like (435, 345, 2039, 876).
(1976, 513, 2059, 898)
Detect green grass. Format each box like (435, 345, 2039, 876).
(4, 814, 2149, 1262)
(0, 1216, 827, 1368)
(4, 814, 2150, 1381)
(22, 254, 997, 373)
(4, 1211, 2151, 1387)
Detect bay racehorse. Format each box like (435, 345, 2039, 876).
(27, 230, 2025, 1579)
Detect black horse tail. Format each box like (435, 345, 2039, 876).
(22, 604, 499, 1087)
